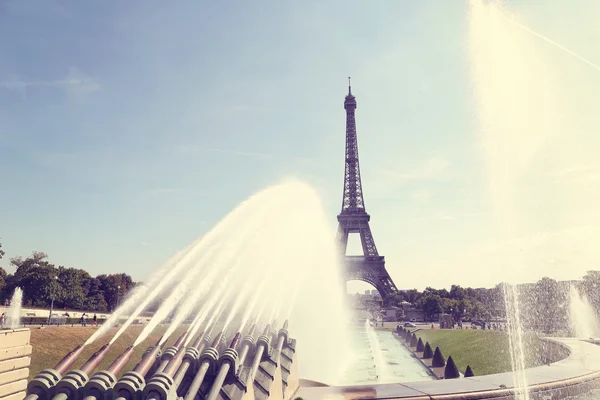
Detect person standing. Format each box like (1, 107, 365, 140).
(81, 313, 87, 327)
(93, 314, 97, 327)
(0, 313, 5, 327)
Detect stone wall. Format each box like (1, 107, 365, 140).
(0, 328, 31, 400)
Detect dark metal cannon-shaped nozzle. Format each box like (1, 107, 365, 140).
(52, 344, 113, 400)
(272, 320, 290, 366)
(204, 333, 241, 400)
(152, 331, 187, 376)
(81, 344, 112, 376)
(55, 345, 86, 376)
(173, 332, 188, 348)
(246, 326, 272, 388)
(167, 332, 211, 398)
(144, 331, 215, 400)
(113, 344, 163, 400)
(25, 344, 87, 400)
(83, 346, 135, 400)
(181, 332, 224, 400)
(238, 324, 257, 367)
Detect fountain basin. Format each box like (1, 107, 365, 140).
(297, 337, 600, 399)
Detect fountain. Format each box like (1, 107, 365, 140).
(569, 285, 600, 339)
(6, 287, 23, 329)
(364, 319, 390, 383)
(22, 181, 342, 400)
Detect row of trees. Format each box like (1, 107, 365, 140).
(0, 247, 136, 312)
(385, 284, 505, 322)
(381, 271, 600, 333)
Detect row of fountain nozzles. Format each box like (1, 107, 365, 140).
(25, 320, 290, 400)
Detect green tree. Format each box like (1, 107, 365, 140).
(404, 289, 421, 304)
(450, 285, 466, 300)
(0, 238, 5, 259)
(97, 273, 136, 311)
(421, 295, 443, 321)
(0, 267, 7, 300)
(58, 267, 91, 309)
(85, 278, 109, 312)
(9, 252, 67, 307)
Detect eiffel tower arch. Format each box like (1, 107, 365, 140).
(335, 79, 399, 303)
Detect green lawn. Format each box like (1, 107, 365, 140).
(28, 324, 187, 380)
(412, 329, 568, 376)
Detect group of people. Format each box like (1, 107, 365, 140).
(80, 313, 98, 327)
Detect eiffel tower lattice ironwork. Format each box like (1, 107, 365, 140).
(336, 78, 399, 302)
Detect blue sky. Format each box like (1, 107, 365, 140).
(2, 0, 600, 290)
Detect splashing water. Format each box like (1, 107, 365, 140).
(6, 287, 23, 329)
(467, 1, 572, 397)
(502, 284, 530, 400)
(85, 245, 194, 345)
(569, 285, 600, 338)
(365, 319, 391, 383)
(238, 280, 266, 333)
(83, 180, 349, 384)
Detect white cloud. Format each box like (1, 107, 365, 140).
(0, 67, 99, 98)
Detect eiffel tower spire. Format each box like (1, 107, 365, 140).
(341, 76, 366, 214)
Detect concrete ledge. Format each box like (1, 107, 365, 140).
(297, 337, 600, 400)
(0, 328, 31, 400)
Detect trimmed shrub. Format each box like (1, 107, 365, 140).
(405, 330, 412, 341)
(416, 337, 424, 352)
(464, 365, 475, 377)
(432, 347, 446, 367)
(410, 333, 418, 347)
(444, 356, 460, 379)
(423, 342, 433, 358)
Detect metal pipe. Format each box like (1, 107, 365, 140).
(163, 346, 186, 377)
(80, 344, 112, 376)
(182, 362, 210, 400)
(237, 325, 257, 366)
(107, 346, 135, 376)
(205, 364, 230, 400)
(55, 345, 86, 375)
(171, 332, 208, 391)
(183, 332, 224, 400)
(246, 325, 271, 387)
(151, 331, 187, 376)
(133, 346, 161, 376)
(173, 332, 188, 348)
(204, 333, 241, 400)
(152, 358, 169, 375)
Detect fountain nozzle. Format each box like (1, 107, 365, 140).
(26, 344, 86, 400)
(83, 346, 135, 400)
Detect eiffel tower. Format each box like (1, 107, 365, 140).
(336, 78, 399, 303)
